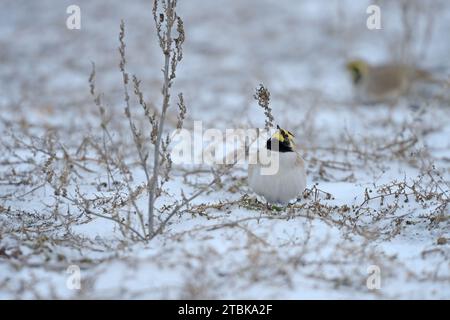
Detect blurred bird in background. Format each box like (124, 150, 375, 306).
(346, 59, 447, 105)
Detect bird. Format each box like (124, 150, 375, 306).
(248, 125, 306, 205)
(346, 59, 441, 104)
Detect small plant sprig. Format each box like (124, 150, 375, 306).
(176, 93, 186, 129)
(254, 84, 274, 131)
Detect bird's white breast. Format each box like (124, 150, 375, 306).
(248, 150, 306, 205)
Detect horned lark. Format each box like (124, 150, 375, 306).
(346, 59, 438, 104)
(248, 126, 306, 205)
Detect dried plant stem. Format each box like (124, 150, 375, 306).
(118, 20, 154, 237)
(148, 50, 170, 235)
(148, 0, 176, 236)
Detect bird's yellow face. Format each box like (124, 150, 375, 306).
(346, 59, 369, 85)
(267, 126, 295, 152)
(273, 126, 295, 144)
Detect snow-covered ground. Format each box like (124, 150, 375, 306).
(0, 0, 449, 299)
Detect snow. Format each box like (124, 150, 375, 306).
(0, 0, 449, 299)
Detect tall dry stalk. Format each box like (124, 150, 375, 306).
(85, 0, 226, 241)
(89, 0, 186, 239)
(148, 0, 185, 235)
